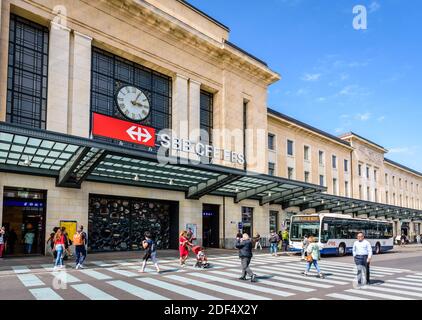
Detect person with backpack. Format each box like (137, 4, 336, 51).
(301, 234, 309, 260)
(140, 231, 160, 273)
(269, 230, 279, 256)
(73, 226, 87, 269)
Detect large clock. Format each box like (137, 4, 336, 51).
(115, 85, 150, 121)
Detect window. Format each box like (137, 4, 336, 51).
(375, 188, 378, 203)
(332, 155, 337, 169)
(288, 167, 294, 180)
(6, 14, 49, 129)
(268, 134, 275, 150)
(304, 146, 310, 161)
(393, 193, 396, 205)
(399, 178, 402, 188)
(333, 178, 338, 195)
(319, 151, 324, 165)
(304, 171, 310, 183)
(287, 140, 294, 156)
(268, 162, 275, 176)
(366, 167, 370, 179)
(345, 181, 349, 197)
(200, 90, 213, 145)
(319, 175, 324, 186)
(241, 207, 253, 236)
(386, 191, 389, 204)
(344, 159, 348, 172)
(359, 185, 363, 199)
(91, 47, 172, 151)
(393, 176, 396, 186)
(400, 194, 403, 206)
(374, 170, 377, 182)
(405, 180, 408, 190)
(358, 164, 362, 176)
(269, 211, 278, 233)
(385, 173, 388, 185)
(367, 187, 371, 201)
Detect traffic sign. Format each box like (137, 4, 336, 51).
(238, 222, 243, 230)
(92, 113, 156, 147)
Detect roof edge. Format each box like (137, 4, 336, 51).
(339, 132, 388, 153)
(385, 158, 422, 178)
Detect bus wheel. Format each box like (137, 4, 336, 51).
(338, 243, 346, 257)
(375, 243, 381, 254)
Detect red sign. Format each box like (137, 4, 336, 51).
(92, 113, 156, 147)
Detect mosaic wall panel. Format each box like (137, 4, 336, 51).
(88, 196, 173, 252)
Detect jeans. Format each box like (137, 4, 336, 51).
(25, 244, 32, 254)
(270, 243, 278, 254)
(75, 245, 86, 266)
(306, 259, 321, 273)
(54, 244, 64, 267)
(240, 257, 254, 277)
(283, 240, 288, 252)
(354, 255, 370, 284)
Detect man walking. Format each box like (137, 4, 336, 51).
(282, 229, 289, 252)
(235, 233, 257, 282)
(73, 226, 87, 269)
(352, 232, 372, 287)
(268, 230, 279, 256)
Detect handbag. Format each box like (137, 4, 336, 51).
(306, 254, 313, 262)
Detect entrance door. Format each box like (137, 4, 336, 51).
(202, 204, 220, 248)
(2, 188, 46, 256)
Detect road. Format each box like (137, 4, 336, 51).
(0, 246, 421, 300)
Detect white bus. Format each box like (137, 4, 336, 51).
(289, 213, 394, 256)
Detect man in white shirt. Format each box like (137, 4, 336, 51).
(353, 232, 372, 286)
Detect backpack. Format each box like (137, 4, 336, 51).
(73, 233, 84, 246)
(269, 234, 279, 243)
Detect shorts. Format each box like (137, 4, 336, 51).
(143, 251, 158, 264)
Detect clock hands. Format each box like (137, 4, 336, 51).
(131, 92, 141, 105)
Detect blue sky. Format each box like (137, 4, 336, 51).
(188, 0, 422, 172)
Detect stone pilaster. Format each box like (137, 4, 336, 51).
(171, 74, 189, 159)
(46, 21, 70, 133)
(0, 0, 10, 122)
(188, 79, 201, 162)
(68, 31, 92, 137)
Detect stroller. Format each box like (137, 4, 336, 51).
(192, 245, 210, 268)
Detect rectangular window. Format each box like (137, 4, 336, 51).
(393, 193, 396, 205)
(344, 159, 348, 172)
(359, 185, 363, 199)
(6, 14, 49, 129)
(333, 178, 338, 195)
(269, 211, 278, 233)
(367, 187, 371, 201)
(319, 151, 324, 165)
(386, 191, 389, 204)
(91, 47, 172, 151)
(268, 162, 275, 176)
(358, 164, 362, 176)
(345, 181, 349, 197)
(241, 207, 253, 236)
(288, 167, 294, 180)
(287, 140, 294, 156)
(268, 133, 275, 150)
(374, 170, 377, 182)
(385, 173, 388, 185)
(319, 175, 324, 187)
(332, 155, 337, 169)
(200, 90, 213, 145)
(366, 167, 370, 179)
(375, 188, 378, 203)
(393, 176, 396, 186)
(304, 171, 310, 183)
(304, 146, 310, 161)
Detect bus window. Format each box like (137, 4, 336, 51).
(290, 221, 320, 241)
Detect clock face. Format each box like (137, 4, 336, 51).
(115, 85, 150, 121)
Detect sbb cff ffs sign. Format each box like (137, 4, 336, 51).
(92, 113, 156, 147)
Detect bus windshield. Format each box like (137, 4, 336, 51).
(290, 218, 320, 241)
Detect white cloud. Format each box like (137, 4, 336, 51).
(369, 1, 381, 13)
(316, 97, 327, 102)
(338, 85, 370, 96)
(301, 73, 321, 81)
(388, 147, 417, 155)
(355, 112, 371, 121)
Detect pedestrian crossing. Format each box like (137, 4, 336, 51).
(2, 253, 420, 300)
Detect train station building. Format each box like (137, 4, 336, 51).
(0, 0, 421, 256)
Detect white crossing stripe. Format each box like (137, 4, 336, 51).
(91, 261, 116, 267)
(111, 260, 137, 267)
(210, 270, 314, 292)
(402, 275, 422, 280)
(258, 265, 348, 285)
(209, 261, 242, 267)
(226, 268, 332, 288)
(345, 289, 414, 300)
(189, 272, 294, 297)
(17, 274, 45, 287)
(29, 288, 63, 300)
(105, 268, 139, 277)
(107, 280, 169, 300)
(137, 278, 222, 300)
(291, 263, 391, 276)
(327, 293, 369, 300)
(362, 286, 422, 298)
(273, 264, 356, 280)
(78, 269, 112, 280)
(388, 279, 422, 287)
(307, 298, 323, 300)
(51, 271, 81, 284)
(165, 275, 270, 300)
(12, 266, 31, 274)
(71, 284, 117, 300)
(380, 283, 422, 292)
(317, 261, 409, 273)
(397, 277, 422, 283)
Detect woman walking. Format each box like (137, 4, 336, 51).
(53, 229, 65, 271)
(139, 231, 160, 273)
(303, 235, 324, 278)
(179, 230, 192, 267)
